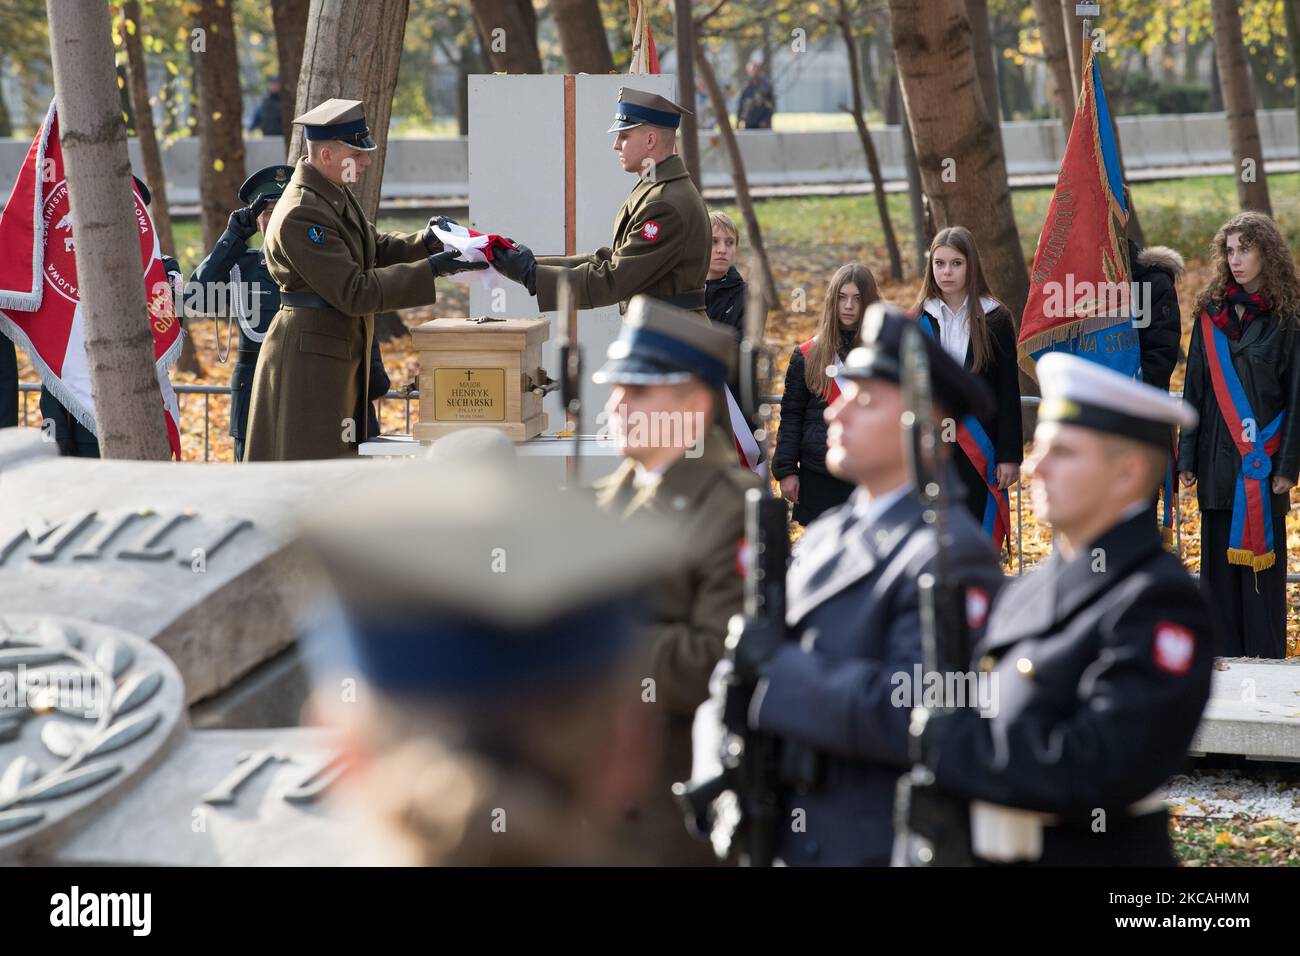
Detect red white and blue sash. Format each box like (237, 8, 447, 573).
(917, 315, 1010, 552)
(798, 337, 842, 405)
(1200, 310, 1284, 570)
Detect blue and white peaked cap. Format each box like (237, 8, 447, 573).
(608, 86, 692, 132)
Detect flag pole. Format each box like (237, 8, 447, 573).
(1076, 3, 1100, 83)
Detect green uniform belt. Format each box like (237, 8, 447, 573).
(280, 290, 331, 309)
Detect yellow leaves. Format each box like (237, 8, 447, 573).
(165, 60, 179, 76)
(211, 111, 222, 122)
(213, 158, 225, 173)
(1213, 830, 1233, 846)
(125, 17, 136, 36)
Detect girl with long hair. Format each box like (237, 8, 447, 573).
(913, 226, 1023, 553)
(1178, 211, 1300, 658)
(774, 263, 879, 525)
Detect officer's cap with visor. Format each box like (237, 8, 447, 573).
(837, 303, 995, 421)
(293, 98, 377, 151)
(239, 164, 294, 205)
(592, 294, 736, 390)
(298, 457, 677, 699)
(1035, 351, 1197, 446)
(608, 87, 692, 133)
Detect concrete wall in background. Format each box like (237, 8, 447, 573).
(0, 109, 1297, 207)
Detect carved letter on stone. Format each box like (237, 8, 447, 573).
(282, 754, 348, 805)
(72, 510, 143, 561)
(27, 511, 96, 562)
(118, 512, 195, 562)
(202, 749, 288, 806)
(177, 518, 252, 568)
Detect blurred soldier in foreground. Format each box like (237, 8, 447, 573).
(300, 458, 674, 866)
(916, 353, 1213, 865)
(591, 295, 758, 865)
(744, 307, 1004, 866)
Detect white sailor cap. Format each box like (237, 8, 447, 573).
(1036, 352, 1197, 447)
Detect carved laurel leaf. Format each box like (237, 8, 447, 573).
(0, 807, 45, 834)
(84, 710, 159, 757)
(35, 619, 77, 650)
(17, 761, 120, 803)
(0, 647, 64, 667)
(0, 718, 21, 743)
(40, 720, 90, 759)
(94, 638, 133, 679)
(112, 670, 162, 717)
(0, 755, 39, 800)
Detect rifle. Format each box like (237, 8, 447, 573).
(671, 257, 815, 866)
(891, 317, 974, 866)
(556, 274, 582, 486)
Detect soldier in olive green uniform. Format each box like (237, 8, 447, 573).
(590, 295, 758, 865)
(244, 99, 484, 461)
(493, 88, 712, 319)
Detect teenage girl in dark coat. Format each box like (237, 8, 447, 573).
(774, 263, 879, 526)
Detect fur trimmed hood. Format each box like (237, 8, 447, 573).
(1135, 244, 1185, 279)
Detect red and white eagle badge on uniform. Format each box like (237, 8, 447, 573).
(1153, 621, 1195, 675)
(965, 587, 990, 631)
(641, 221, 661, 241)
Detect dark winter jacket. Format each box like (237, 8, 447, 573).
(773, 331, 853, 480)
(1130, 241, 1184, 391)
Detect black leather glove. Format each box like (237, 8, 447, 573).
(227, 195, 271, 240)
(427, 249, 489, 277)
(493, 239, 537, 295)
(422, 215, 462, 253)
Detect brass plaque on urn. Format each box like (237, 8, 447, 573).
(433, 367, 506, 421)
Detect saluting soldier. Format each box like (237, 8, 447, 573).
(244, 98, 485, 461)
(590, 295, 758, 865)
(492, 88, 712, 318)
(916, 353, 1213, 866)
(300, 456, 677, 866)
(745, 307, 1005, 866)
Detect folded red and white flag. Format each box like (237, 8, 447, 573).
(432, 221, 516, 293)
(0, 100, 182, 458)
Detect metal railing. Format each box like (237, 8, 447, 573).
(16, 382, 1300, 582)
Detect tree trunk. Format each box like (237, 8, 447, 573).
(694, 45, 777, 309)
(1285, 0, 1300, 154)
(674, 0, 700, 187)
(896, 80, 929, 277)
(1059, 0, 1081, 97)
(838, 7, 901, 281)
(553, 0, 615, 73)
(46, 0, 171, 460)
(194, 0, 246, 252)
(888, 0, 1029, 320)
(966, 0, 1001, 124)
(271, 0, 310, 152)
(290, 0, 409, 221)
(292, 0, 411, 343)
(1211, 0, 1272, 214)
(0, 63, 11, 138)
(470, 0, 543, 73)
(1031, 0, 1075, 130)
(121, 2, 175, 260)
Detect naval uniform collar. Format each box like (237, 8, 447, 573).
(978, 507, 1165, 655)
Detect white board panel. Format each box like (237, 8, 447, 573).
(463, 74, 677, 481)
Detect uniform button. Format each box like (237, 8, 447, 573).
(1016, 657, 1035, 678)
(978, 655, 996, 672)
(672, 495, 688, 510)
